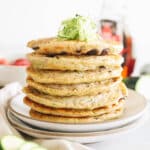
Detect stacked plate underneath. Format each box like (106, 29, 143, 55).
(7, 89, 148, 143)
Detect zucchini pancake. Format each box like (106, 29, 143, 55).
(23, 15, 128, 124)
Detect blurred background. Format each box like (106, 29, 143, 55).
(0, 0, 150, 76)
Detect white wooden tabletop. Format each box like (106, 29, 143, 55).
(87, 116, 150, 150)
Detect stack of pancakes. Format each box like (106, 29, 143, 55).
(23, 37, 128, 124)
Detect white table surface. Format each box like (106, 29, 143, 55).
(87, 116, 150, 150)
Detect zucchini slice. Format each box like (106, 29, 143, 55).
(135, 75, 150, 99)
(0, 135, 24, 150)
(31, 147, 47, 150)
(19, 142, 39, 150)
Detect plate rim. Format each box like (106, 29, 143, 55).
(7, 109, 148, 137)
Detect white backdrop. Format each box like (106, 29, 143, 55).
(0, 0, 150, 75)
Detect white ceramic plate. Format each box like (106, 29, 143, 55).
(8, 90, 148, 132)
(7, 110, 148, 144)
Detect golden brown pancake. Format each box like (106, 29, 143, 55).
(26, 77, 121, 96)
(27, 37, 123, 55)
(23, 83, 127, 110)
(24, 97, 125, 117)
(27, 52, 123, 71)
(27, 67, 122, 84)
(30, 108, 124, 124)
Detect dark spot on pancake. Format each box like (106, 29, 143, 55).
(56, 56, 60, 59)
(86, 84, 90, 88)
(108, 70, 112, 73)
(100, 48, 109, 56)
(94, 117, 99, 120)
(47, 51, 67, 57)
(32, 46, 39, 50)
(76, 49, 81, 53)
(99, 66, 105, 69)
(59, 51, 67, 55)
(86, 49, 98, 55)
(47, 53, 57, 57)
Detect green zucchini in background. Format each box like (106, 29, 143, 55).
(123, 77, 139, 90)
(0, 135, 25, 150)
(135, 75, 150, 100)
(0, 135, 47, 150)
